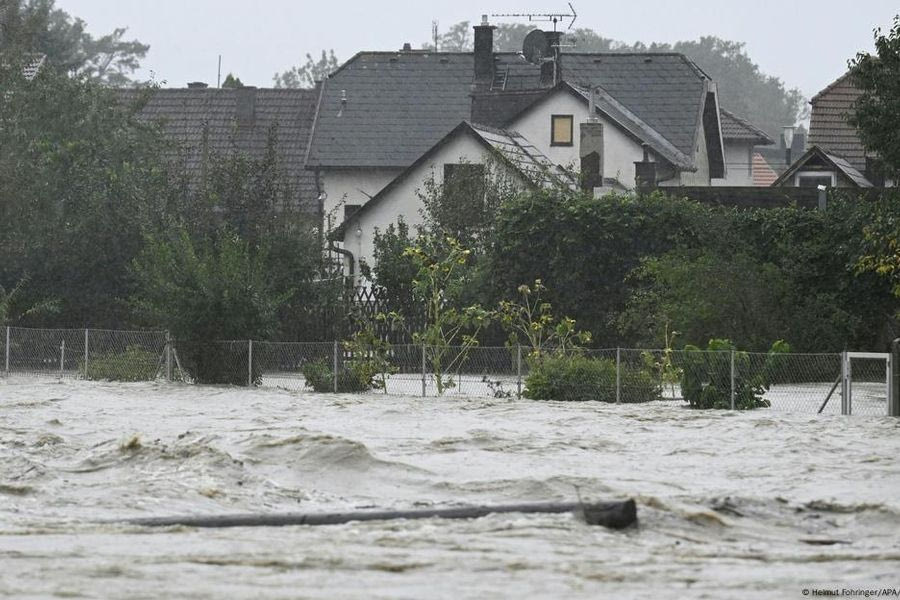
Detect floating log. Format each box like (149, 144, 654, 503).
(122, 499, 637, 530)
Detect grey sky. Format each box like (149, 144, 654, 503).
(56, 0, 897, 99)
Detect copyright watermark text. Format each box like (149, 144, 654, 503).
(802, 590, 899, 598)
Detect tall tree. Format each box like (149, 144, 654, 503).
(849, 15, 900, 178)
(273, 49, 339, 88)
(0, 0, 148, 86)
(0, 62, 174, 326)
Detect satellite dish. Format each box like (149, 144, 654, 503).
(522, 30, 549, 64)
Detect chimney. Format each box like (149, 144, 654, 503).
(187, 81, 208, 89)
(580, 119, 604, 192)
(634, 144, 657, 193)
(401, 42, 412, 51)
(473, 15, 495, 90)
(540, 31, 563, 87)
(236, 86, 257, 127)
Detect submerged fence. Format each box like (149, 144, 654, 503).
(2, 327, 896, 417)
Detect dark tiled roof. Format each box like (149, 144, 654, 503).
(329, 121, 572, 239)
(118, 87, 320, 211)
(307, 51, 712, 169)
(306, 52, 475, 168)
(808, 72, 870, 172)
(568, 84, 694, 169)
(547, 53, 709, 157)
(719, 108, 774, 144)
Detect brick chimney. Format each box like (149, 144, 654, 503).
(634, 144, 657, 192)
(473, 15, 495, 90)
(236, 86, 257, 127)
(187, 81, 208, 89)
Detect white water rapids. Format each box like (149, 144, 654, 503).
(1, 379, 899, 599)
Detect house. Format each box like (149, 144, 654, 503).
(308, 19, 772, 280)
(775, 72, 894, 188)
(329, 120, 576, 280)
(715, 109, 774, 186)
(772, 145, 873, 188)
(118, 83, 321, 213)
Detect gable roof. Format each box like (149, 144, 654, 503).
(719, 108, 774, 145)
(306, 51, 715, 170)
(328, 120, 573, 240)
(752, 152, 778, 186)
(808, 71, 871, 172)
(771, 145, 872, 188)
(118, 86, 320, 211)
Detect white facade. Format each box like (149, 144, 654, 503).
(713, 141, 755, 186)
(319, 167, 402, 231)
(508, 91, 658, 189)
(340, 132, 527, 284)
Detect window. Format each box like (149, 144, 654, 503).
(796, 173, 834, 188)
(551, 114, 573, 146)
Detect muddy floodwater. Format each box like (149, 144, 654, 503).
(1, 380, 899, 599)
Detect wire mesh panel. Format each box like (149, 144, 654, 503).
(743, 352, 842, 414)
(171, 340, 251, 386)
(6, 328, 85, 379)
(254, 341, 333, 392)
(619, 349, 673, 403)
(376, 344, 425, 397)
(429, 345, 518, 398)
(84, 329, 167, 382)
(848, 355, 890, 416)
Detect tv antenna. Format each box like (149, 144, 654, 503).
(491, 2, 578, 31)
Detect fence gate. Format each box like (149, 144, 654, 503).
(842, 352, 894, 416)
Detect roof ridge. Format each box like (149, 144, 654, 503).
(719, 107, 774, 143)
(810, 71, 853, 104)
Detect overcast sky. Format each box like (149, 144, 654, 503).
(56, 0, 897, 99)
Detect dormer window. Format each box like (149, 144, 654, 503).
(551, 114, 574, 147)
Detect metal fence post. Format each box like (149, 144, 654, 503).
(248, 339, 253, 387)
(333, 340, 339, 393)
(83, 328, 89, 380)
(730, 350, 735, 410)
(615, 347, 621, 404)
(841, 351, 849, 415)
(516, 345, 522, 399)
(887, 341, 897, 417)
(165, 331, 172, 382)
(59, 340, 65, 379)
(421, 344, 427, 398)
(4, 326, 9, 377)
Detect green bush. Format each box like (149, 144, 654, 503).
(301, 360, 370, 393)
(176, 342, 260, 386)
(679, 339, 774, 410)
(524, 354, 660, 403)
(83, 346, 159, 382)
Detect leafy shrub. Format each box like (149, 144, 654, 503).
(83, 346, 159, 382)
(176, 342, 260, 386)
(679, 339, 776, 410)
(524, 355, 659, 403)
(301, 360, 370, 393)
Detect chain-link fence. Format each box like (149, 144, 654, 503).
(3, 328, 895, 416)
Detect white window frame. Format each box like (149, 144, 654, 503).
(794, 170, 836, 187)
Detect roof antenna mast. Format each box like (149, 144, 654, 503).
(491, 2, 578, 31)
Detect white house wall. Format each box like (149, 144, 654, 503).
(320, 167, 402, 231)
(675, 119, 711, 186)
(508, 92, 647, 189)
(713, 141, 754, 186)
(341, 133, 523, 283)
